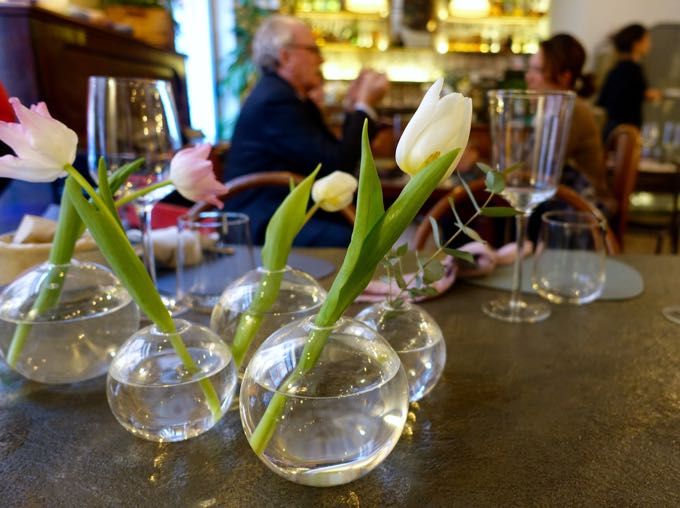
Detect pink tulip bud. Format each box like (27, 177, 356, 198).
(169, 144, 229, 208)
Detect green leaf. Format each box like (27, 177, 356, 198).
(409, 286, 439, 298)
(315, 121, 385, 327)
(97, 158, 124, 231)
(485, 170, 505, 194)
(477, 162, 494, 174)
(423, 259, 445, 284)
(480, 206, 521, 217)
(443, 248, 476, 265)
(261, 165, 321, 270)
(109, 158, 145, 192)
(462, 226, 485, 244)
(395, 243, 408, 257)
(459, 177, 481, 213)
(393, 263, 407, 289)
(428, 216, 441, 248)
(448, 196, 465, 230)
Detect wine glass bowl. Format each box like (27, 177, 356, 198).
(87, 76, 183, 312)
(482, 90, 576, 323)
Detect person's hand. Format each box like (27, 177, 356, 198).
(354, 69, 389, 108)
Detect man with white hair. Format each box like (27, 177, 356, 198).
(227, 15, 388, 246)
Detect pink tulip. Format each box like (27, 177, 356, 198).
(0, 98, 77, 182)
(169, 143, 229, 208)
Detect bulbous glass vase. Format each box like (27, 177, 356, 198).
(107, 318, 237, 442)
(240, 316, 409, 487)
(210, 266, 326, 374)
(355, 301, 446, 402)
(0, 260, 140, 384)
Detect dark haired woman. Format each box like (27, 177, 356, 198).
(525, 33, 615, 215)
(597, 23, 662, 140)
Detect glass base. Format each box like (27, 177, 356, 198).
(482, 297, 551, 323)
(662, 305, 680, 324)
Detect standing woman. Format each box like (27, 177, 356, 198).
(597, 23, 662, 140)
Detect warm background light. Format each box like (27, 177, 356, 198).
(449, 0, 491, 18)
(345, 0, 389, 15)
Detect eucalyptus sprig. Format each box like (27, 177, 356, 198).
(381, 162, 521, 308)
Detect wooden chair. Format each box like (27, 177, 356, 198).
(604, 124, 642, 247)
(412, 178, 620, 255)
(187, 171, 356, 225)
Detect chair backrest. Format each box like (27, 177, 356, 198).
(187, 171, 356, 225)
(411, 178, 620, 255)
(604, 124, 642, 245)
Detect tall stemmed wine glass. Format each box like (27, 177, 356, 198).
(87, 76, 182, 312)
(482, 90, 576, 323)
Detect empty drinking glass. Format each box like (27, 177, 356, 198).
(641, 121, 660, 159)
(176, 211, 255, 314)
(532, 211, 606, 305)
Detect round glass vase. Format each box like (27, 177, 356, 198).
(0, 260, 140, 384)
(107, 318, 237, 442)
(240, 316, 409, 487)
(355, 301, 446, 402)
(210, 266, 326, 375)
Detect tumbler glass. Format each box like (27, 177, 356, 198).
(176, 211, 255, 313)
(531, 210, 606, 305)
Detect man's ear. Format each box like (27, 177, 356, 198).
(277, 47, 290, 68)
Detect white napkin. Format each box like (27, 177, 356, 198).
(128, 226, 203, 268)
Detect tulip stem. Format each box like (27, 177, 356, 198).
(302, 202, 321, 229)
(115, 180, 174, 208)
(64, 165, 123, 232)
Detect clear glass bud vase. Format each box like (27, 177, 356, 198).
(0, 260, 140, 384)
(355, 301, 446, 402)
(210, 266, 326, 375)
(107, 318, 237, 442)
(240, 316, 409, 487)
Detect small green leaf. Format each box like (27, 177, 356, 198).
(289, 177, 295, 193)
(428, 216, 441, 248)
(460, 177, 481, 213)
(480, 206, 521, 217)
(109, 158, 145, 192)
(423, 259, 445, 284)
(394, 264, 407, 289)
(485, 171, 505, 194)
(447, 196, 465, 230)
(443, 248, 475, 265)
(409, 286, 439, 298)
(462, 226, 486, 244)
(395, 243, 408, 257)
(477, 162, 494, 174)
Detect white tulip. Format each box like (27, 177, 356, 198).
(0, 98, 77, 182)
(395, 78, 472, 179)
(311, 171, 358, 212)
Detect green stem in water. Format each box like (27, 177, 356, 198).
(5, 192, 82, 367)
(249, 323, 332, 455)
(230, 202, 322, 369)
(115, 180, 174, 208)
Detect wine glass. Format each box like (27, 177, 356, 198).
(641, 121, 660, 159)
(87, 76, 182, 313)
(482, 89, 576, 323)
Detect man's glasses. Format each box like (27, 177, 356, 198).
(285, 44, 321, 56)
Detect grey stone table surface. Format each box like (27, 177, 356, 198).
(2, 250, 680, 507)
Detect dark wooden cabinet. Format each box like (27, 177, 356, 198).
(0, 5, 189, 147)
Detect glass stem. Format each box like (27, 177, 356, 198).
(510, 213, 528, 309)
(137, 203, 158, 284)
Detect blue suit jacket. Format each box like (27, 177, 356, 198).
(227, 72, 377, 246)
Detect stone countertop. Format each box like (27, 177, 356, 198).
(2, 251, 680, 507)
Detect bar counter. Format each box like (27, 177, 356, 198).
(2, 251, 680, 506)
